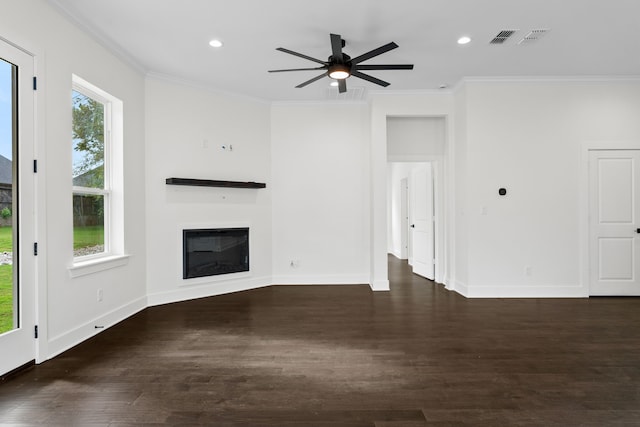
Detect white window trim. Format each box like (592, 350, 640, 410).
(70, 74, 125, 274)
(68, 254, 130, 278)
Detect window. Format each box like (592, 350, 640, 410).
(71, 75, 123, 263)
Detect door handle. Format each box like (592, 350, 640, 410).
(410, 224, 415, 228)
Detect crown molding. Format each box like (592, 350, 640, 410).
(145, 71, 272, 105)
(270, 99, 369, 107)
(47, 0, 147, 75)
(368, 89, 452, 97)
(452, 75, 640, 94)
(460, 75, 640, 84)
(148, 71, 372, 105)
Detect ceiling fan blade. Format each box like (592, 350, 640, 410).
(355, 64, 414, 70)
(295, 73, 327, 88)
(330, 33, 343, 60)
(351, 70, 390, 87)
(269, 66, 327, 73)
(338, 79, 347, 93)
(276, 47, 327, 65)
(350, 42, 399, 65)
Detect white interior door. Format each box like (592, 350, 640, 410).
(0, 40, 36, 376)
(589, 150, 640, 296)
(410, 165, 434, 280)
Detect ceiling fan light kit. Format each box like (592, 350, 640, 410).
(269, 33, 414, 93)
(328, 64, 350, 80)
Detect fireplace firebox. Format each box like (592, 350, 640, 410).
(183, 228, 249, 279)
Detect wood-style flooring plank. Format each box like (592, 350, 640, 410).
(1, 256, 639, 426)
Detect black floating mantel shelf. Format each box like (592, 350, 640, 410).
(166, 178, 266, 189)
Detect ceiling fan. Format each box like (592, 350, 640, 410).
(268, 33, 414, 93)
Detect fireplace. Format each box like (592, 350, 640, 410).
(183, 228, 249, 279)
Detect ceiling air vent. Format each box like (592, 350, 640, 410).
(489, 29, 518, 44)
(518, 28, 550, 44)
(325, 86, 366, 101)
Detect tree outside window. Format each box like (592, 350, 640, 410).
(72, 88, 108, 258)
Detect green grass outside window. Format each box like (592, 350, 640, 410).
(0, 226, 104, 333)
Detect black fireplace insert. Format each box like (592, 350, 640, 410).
(183, 228, 249, 279)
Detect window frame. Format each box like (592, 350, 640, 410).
(70, 75, 125, 270)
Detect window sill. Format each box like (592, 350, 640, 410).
(68, 254, 130, 278)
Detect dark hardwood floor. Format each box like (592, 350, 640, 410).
(1, 256, 640, 426)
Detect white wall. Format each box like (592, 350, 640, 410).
(145, 77, 272, 304)
(271, 103, 370, 284)
(387, 117, 446, 158)
(0, 0, 148, 360)
(459, 79, 640, 297)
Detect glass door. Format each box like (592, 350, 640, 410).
(0, 40, 36, 376)
(0, 56, 16, 336)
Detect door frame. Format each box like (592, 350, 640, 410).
(0, 34, 47, 365)
(581, 141, 640, 297)
(400, 177, 408, 260)
(388, 157, 444, 282)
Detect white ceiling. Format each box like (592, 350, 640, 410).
(48, 0, 640, 102)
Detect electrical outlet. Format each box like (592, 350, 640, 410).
(97, 288, 103, 302)
(524, 266, 532, 276)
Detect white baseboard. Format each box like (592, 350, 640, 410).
(147, 276, 272, 307)
(389, 251, 405, 260)
(452, 279, 469, 297)
(272, 273, 386, 291)
(457, 283, 587, 298)
(46, 295, 147, 360)
(370, 279, 390, 291)
(465, 286, 587, 298)
(271, 274, 369, 286)
(441, 274, 451, 290)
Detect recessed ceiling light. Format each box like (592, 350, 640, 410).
(457, 36, 471, 45)
(209, 39, 223, 48)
